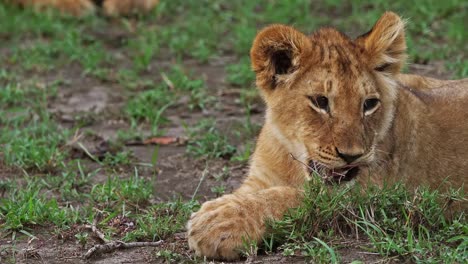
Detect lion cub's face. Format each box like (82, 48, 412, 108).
(251, 12, 406, 182)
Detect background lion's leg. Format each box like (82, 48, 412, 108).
(9, 0, 96, 16)
(396, 74, 461, 90)
(103, 0, 159, 16)
(187, 186, 301, 260)
(8, 0, 160, 16)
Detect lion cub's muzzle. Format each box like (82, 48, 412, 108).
(308, 160, 360, 184)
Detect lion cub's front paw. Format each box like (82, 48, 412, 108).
(187, 195, 263, 260)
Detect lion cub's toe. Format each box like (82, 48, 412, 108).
(187, 195, 262, 260)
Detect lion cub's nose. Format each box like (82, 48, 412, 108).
(336, 148, 364, 163)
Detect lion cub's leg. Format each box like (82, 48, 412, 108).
(187, 185, 301, 260)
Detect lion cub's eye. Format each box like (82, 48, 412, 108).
(363, 98, 380, 116)
(308, 95, 329, 113)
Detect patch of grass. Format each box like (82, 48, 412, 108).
(0, 83, 27, 106)
(0, 2, 109, 75)
(0, 166, 196, 249)
(75, 232, 89, 247)
(231, 112, 261, 162)
(0, 81, 68, 172)
(0, 178, 80, 233)
(2, 0, 466, 75)
(266, 176, 466, 263)
(102, 151, 134, 167)
(45, 161, 95, 201)
(153, 0, 466, 76)
(0, 2, 102, 34)
(240, 237, 259, 258)
(116, 68, 154, 90)
(155, 249, 185, 263)
(231, 142, 254, 163)
(185, 119, 237, 159)
(226, 58, 255, 88)
(211, 185, 226, 197)
(90, 169, 152, 207)
(163, 65, 212, 110)
(153, 1, 225, 61)
(10, 30, 109, 74)
(447, 57, 468, 78)
(185, 116, 259, 162)
(125, 65, 212, 134)
(1, 120, 69, 172)
(128, 27, 160, 72)
(122, 199, 198, 241)
(125, 88, 172, 134)
(0, 178, 15, 197)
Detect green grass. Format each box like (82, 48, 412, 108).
(121, 199, 198, 242)
(0, 79, 68, 172)
(0, 0, 466, 262)
(185, 119, 237, 159)
(1, 122, 69, 172)
(10, 31, 108, 74)
(45, 161, 94, 201)
(262, 176, 466, 263)
(226, 57, 256, 88)
(0, 165, 196, 244)
(2, 1, 466, 76)
(0, 176, 80, 233)
(124, 65, 211, 135)
(127, 26, 161, 72)
(90, 171, 152, 206)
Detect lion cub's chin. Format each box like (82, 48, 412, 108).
(308, 160, 361, 184)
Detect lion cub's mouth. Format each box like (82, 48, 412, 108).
(308, 161, 360, 184)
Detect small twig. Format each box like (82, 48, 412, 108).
(289, 153, 328, 181)
(84, 224, 108, 243)
(82, 213, 164, 259)
(77, 142, 102, 164)
(358, 251, 381, 255)
(161, 72, 174, 90)
(191, 163, 209, 200)
(288, 153, 314, 171)
(83, 240, 164, 259)
(84, 213, 108, 243)
(66, 129, 83, 147)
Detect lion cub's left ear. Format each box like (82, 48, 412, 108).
(357, 12, 407, 74)
(251, 25, 312, 91)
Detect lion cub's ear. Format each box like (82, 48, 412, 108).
(357, 12, 407, 74)
(251, 25, 312, 91)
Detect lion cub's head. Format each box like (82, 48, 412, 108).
(251, 12, 406, 182)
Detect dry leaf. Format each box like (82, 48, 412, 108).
(143, 136, 178, 145)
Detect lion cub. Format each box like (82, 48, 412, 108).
(187, 12, 467, 260)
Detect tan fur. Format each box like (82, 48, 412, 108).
(8, 0, 96, 16)
(103, 0, 159, 16)
(187, 12, 467, 260)
(8, 0, 159, 16)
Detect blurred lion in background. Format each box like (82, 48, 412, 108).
(7, 0, 159, 16)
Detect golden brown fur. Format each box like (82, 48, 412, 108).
(187, 12, 467, 260)
(7, 0, 159, 16)
(102, 0, 158, 16)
